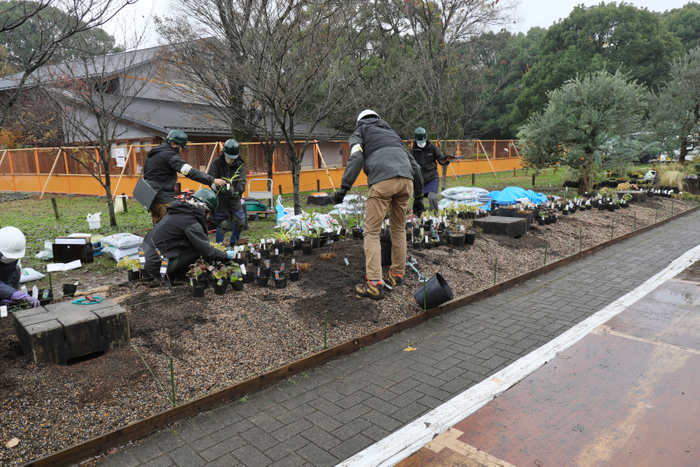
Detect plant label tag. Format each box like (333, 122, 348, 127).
(261, 238, 265, 245)
(425, 235, 429, 243)
(138, 248, 146, 264)
(190, 277, 194, 287)
(280, 263, 285, 272)
(275, 248, 279, 255)
(265, 259, 270, 268)
(257, 267, 261, 277)
(0, 306, 6, 318)
(217, 279, 223, 286)
(291, 258, 295, 265)
(32, 285, 38, 299)
(275, 271, 280, 280)
(226, 182, 231, 190)
(344, 258, 349, 266)
(337, 227, 341, 235)
(256, 252, 261, 259)
(160, 258, 169, 276)
(234, 246, 239, 254)
(240, 264, 247, 275)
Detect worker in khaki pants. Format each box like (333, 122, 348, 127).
(334, 110, 424, 300)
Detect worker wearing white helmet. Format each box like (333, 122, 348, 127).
(0, 226, 40, 308)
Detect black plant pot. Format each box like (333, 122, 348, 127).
(269, 253, 279, 263)
(231, 280, 244, 291)
(38, 288, 53, 306)
(214, 279, 228, 295)
(260, 249, 270, 259)
(562, 210, 569, 216)
(262, 267, 272, 277)
(243, 270, 256, 284)
(127, 270, 140, 281)
(275, 278, 287, 289)
(465, 232, 476, 245)
(192, 284, 206, 297)
(257, 275, 269, 287)
(545, 217, 551, 225)
(412, 241, 423, 250)
(551, 216, 557, 224)
(352, 228, 361, 239)
(450, 234, 465, 246)
(608, 205, 615, 212)
(311, 237, 320, 249)
(290, 270, 300, 281)
(235, 257, 248, 267)
(302, 245, 313, 255)
(252, 257, 261, 267)
(538, 218, 546, 226)
(294, 239, 303, 251)
(63, 283, 77, 297)
(424, 240, 433, 250)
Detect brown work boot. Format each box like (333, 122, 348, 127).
(383, 269, 403, 288)
(356, 278, 385, 300)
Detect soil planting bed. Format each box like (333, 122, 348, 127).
(0, 197, 690, 465)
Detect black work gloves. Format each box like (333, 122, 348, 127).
(413, 196, 425, 216)
(333, 188, 347, 204)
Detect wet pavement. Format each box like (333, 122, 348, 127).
(94, 210, 700, 467)
(395, 254, 700, 467)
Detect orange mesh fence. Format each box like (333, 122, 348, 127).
(1, 140, 522, 196)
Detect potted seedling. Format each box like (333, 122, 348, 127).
(256, 267, 269, 287)
(289, 259, 301, 281)
(188, 259, 209, 290)
(213, 263, 229, 295)
(229, 263, 244, 291)
(117, 256, 141, 282)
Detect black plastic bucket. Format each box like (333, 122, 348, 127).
(414, 273, 454, 310)
(380, 241, 392, 266)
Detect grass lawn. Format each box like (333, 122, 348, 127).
(0, 165, 665, 283)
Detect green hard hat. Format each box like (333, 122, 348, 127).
(223, 139, 240, 159)
(166, 129, 188, 148)
(193, 188, 218, 212)
(414, 127, 427, 143)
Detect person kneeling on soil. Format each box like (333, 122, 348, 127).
(142, 188, 234, 287)
(333, 109, 423, 300)
(0, 226, 40, 308)
(207, 138, 247, 246)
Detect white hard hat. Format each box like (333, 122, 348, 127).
(0, 226, 26, 259)
(357, 109, 379, 122)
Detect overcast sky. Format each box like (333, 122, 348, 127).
(105, 0, 694, 49)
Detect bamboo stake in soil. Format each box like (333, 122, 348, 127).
(493, 258, 498, 285)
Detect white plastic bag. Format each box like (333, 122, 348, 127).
(19, 268, 45, 283)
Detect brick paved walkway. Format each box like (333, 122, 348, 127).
(96, 210, 700, 467)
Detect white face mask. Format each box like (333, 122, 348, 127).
(417, 141, 426, 148)
(0, 254, 16, 264)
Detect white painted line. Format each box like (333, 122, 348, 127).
(337, 244, 700, 467)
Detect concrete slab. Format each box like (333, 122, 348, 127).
(473, 217, 527, 238)
(12, 298, 130, 365)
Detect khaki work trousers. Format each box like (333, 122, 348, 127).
(149, 203, 168, 225)
(364, 176, 413, 282)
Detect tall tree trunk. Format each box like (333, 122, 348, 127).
(680, 136, 689, 164)
(101, 149, 117, 228)
(289, 153, 302, 215)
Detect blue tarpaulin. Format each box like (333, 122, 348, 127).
(488, 187, 549, 206)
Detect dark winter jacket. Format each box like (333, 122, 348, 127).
(207, 154, 246, 212)
(142, 201, 227, 277)
(411, 141, 449, 185)
(143, 143, 215, 205)
(0, 259, 20, 301)
(341, 116, 423, 196)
